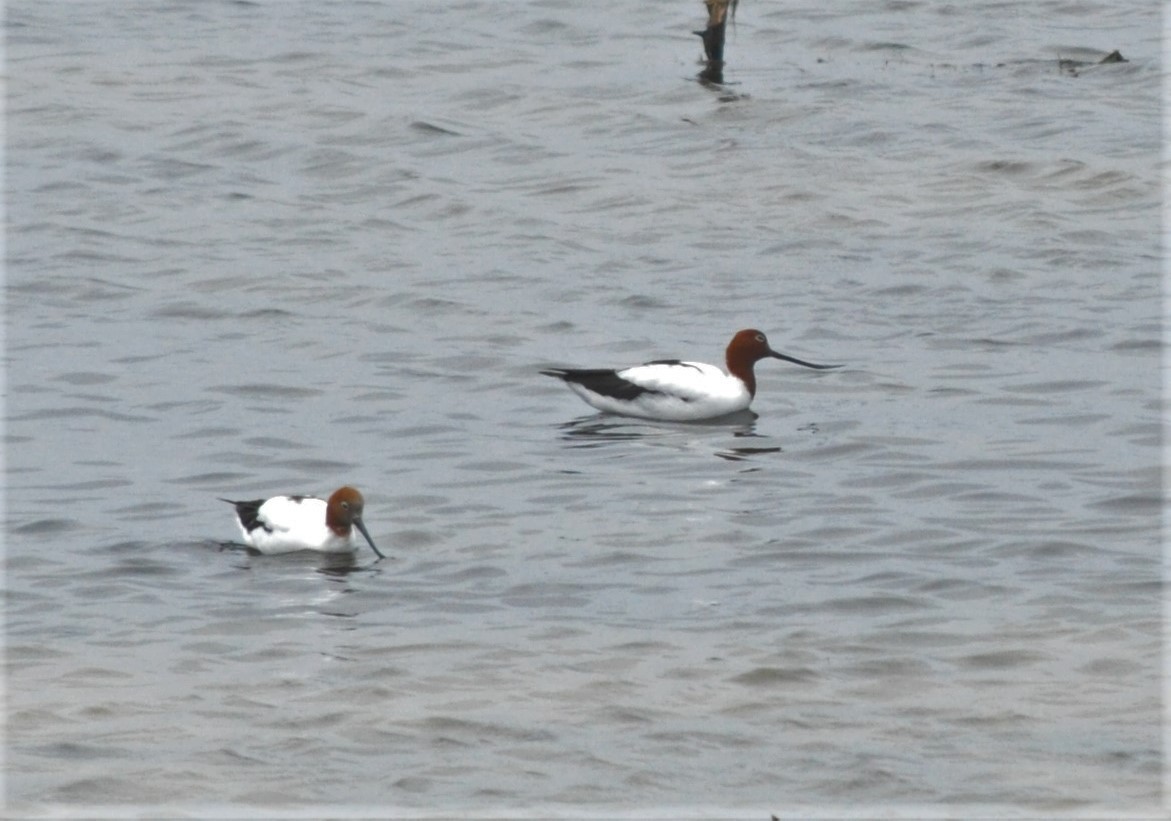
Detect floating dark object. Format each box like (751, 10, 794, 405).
(694, 25, 724, 63)
(695, 0, 738, 65)
(1058, 49, 1128, 76)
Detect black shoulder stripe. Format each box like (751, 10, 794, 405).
(643, 359, 703, 372)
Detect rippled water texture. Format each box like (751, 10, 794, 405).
(7, 0, 1163, 817)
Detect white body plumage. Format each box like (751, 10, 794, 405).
(220, 486, 384, 558)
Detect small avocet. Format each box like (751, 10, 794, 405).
(219, 485, 385, 557)
(541, 328, 839, 421)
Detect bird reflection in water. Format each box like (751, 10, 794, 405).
(553, 413, 783, 461)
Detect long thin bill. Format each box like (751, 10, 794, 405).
(354, 518, 386, 559)
(771, 350, 841, 370)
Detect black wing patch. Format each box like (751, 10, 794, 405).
(541, 368, 656, 401)
(218, 498, 271, 533)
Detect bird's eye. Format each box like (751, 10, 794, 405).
(341, 501, 350, 509)
(755, 334, 765, 342)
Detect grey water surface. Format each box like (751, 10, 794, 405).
(6, 0, 1163, 817)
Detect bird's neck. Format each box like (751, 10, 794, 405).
(726, 357, 757, 397)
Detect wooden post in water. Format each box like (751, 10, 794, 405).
(695, 0, 737, 84)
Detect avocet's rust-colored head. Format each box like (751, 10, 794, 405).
(325, 486, 385, 559)
(725, 329, 840, 397)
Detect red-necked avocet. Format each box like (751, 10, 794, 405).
(219, 485, 385, 557)
(541, 328, 839, 421)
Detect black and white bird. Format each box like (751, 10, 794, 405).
(541, 329, 839, 421)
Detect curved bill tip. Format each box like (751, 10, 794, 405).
(353, 518, 386, 559)
(770, 349, 842, 370)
